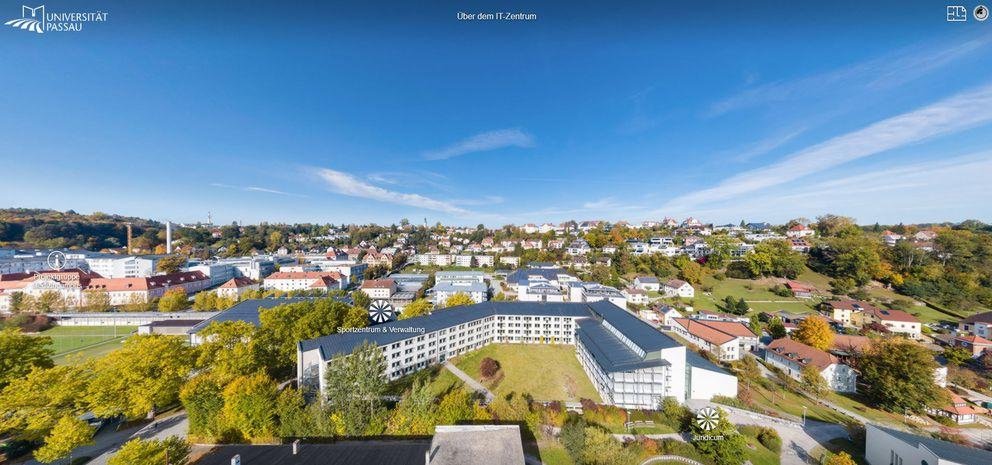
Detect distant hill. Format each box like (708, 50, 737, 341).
(0, 208, 163, 251)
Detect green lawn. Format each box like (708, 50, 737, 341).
(452, 343, 601, 402)
(33, 325, 137, 364)
(694, 274, 818, 315)
(733, 381, 853, 426)
(387, 365, 466, 398)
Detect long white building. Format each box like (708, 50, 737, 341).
(297, 301, 736, 409)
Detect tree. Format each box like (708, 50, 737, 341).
(690, 408, 748, 465)
(942, 347, 972, 367)
(748, 314, 762, 336)
(351, 290, 371, 310)
(561, 418, 587, 463)
(581, 426, 635, 465)
(82, 290, 111, 312)
(323, 342, 387, 435)
(33, 416, 93, 464)
(0, 328, 54, 388)
(0, 365, 90, 442)
(443, 292, 475, 308)
(156, 254, 187, 274)
(195, 321, 265, 381)
(480, 357, 500, 379)
(257, 298, 368, 376)
(399, 299, 431, 320)
(675, 255, 704, 285)
(222, 373, 278, 441)
(768, 317, 787, 339)
(800, 365, 829, 397)
(108, 437, 191, 465)
(824, 451, 857, 465)
(180, 374, 226, 440)
(858, 338, 945, 413)
(158, 288, 189, 312)
(34, 291, 65, 312)
(87, 335, 195, 419)
(793, 315, 834, 351)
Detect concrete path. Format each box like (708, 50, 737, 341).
(687, 400, 848, 465)
(443, 361, 495, 403)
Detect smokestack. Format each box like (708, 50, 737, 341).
(166, 221, 173, 254)
(125, 223, 133, 255)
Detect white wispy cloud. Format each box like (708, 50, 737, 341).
(660, 81, 992, 213)
(313, 168, 471, 215)
(210, 183, 307, 198)
(423, 129, 535, 160)
(707, 36, 988, 117)
(725, 127, 806, 162)
(659, 152, 992, 223)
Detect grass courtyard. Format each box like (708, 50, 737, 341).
(33, 325, 137, 365)
(451, 343, 602, 403)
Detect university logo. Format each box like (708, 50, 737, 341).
(5, 5, 45, 34)
(4, 4, 108, 34)
(695, 407, 720, 431)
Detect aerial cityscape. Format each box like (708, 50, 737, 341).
(2, 2, 992, 465)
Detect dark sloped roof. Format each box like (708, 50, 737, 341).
(577, 319, 669, 371)
(870, 424, 992, 465)
(506, 267, 568, 284)
(586, 300, 680, 352)
(193, 442, 431, 465)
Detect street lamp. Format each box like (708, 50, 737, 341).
(802, 406, 807, 427)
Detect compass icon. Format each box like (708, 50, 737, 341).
(47, 251, 67, 270)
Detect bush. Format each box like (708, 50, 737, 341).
(480, 357, 500, 379)
(740, 425, 781, 453)
(712, 395, 746, 409)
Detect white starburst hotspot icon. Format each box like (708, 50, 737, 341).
(5, 5, 45, 34)
(368, 300, 395, 324)
(695, 407, 720, 431)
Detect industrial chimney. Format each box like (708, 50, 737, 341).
(166, 221, 173, 254)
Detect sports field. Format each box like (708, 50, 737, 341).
(33, 325, 137, 364)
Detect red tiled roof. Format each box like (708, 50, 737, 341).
(266, 271, 343, 281)
(962, 311, 992, 325)
(956, 335, 992, 346)
(869, 308, 919, 323)
(672, 318, 754, 345)
(831, 334, 871, 353)
(219, 277, 255, 289)
(785, 280, 814, 292)
(767, 338, 837, 370)
(361, 279, 396, 289)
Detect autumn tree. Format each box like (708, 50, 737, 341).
(108, 437, 190, 465)
(399, 299, 431, 320)
(156, 254, 187, 274)
(323, 342, 387, 435)
(82, 290, 111, 312)
(859, 338, 945, 413)
(351, 290, 371, 310)
(86, 335, 195, 419)
(443, 292, 475, 308)
(824, 451, 857, 465)
(793, 315, 834, 351)
(256, 298, 368, 376)
(195, 321, 266, 380)
(33, 416, 94, 464)
(180, 374, 226, 440)
(221, 373, 278, 441)
(0, 328, 54, 388)
(0, 365, 90, 443)
(158, 288, 189, 311)
(800, 365, 829, 398)
(690, 407, 748, 465)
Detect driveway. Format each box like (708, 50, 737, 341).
(687, 400, 848, 465)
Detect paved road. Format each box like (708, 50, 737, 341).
(444, 361, 495, 403)
(24, 412, 190, 465)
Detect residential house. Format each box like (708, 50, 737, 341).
(623, 287, 649, 305)
(662, 279, 695, 298)
(865, 308, 921, 339)
(784, 280, 815, 299)
(881, 230, 904, 246)
(926, 392, 981, 425)
(499, 256, 521, 267)
(764, 338, 857, 392)
(789, 239, 811, 253)
(475, 255, 494, 267)
(786, 224, 815, 238)
(823, 300, 880, 327)
(670, 318, 758, 361)
(432, 281, 488, 306)
(951, 335, 992, 358)
(958, 311, 992, 339)
(566, 240, 591, 256)
(633, 276, 661, 292)
(568, 282, 627, 308)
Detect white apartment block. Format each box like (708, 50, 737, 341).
(298, 301, 737, 409)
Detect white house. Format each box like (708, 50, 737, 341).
(765, 338, 857, 392)
(663, 279, 695, 298)
(786, 224, 815, 238)
(622, 287, 649, 305)
(361, 278, 397, 300)
(670, 318, 757, 361)
(432, 281, 488, 306)
(633, 276, 661, 292)
(566, 240, 591, 256)
(215, 277, 258, 300)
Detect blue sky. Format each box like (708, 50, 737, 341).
(2, 0, 991, 226)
